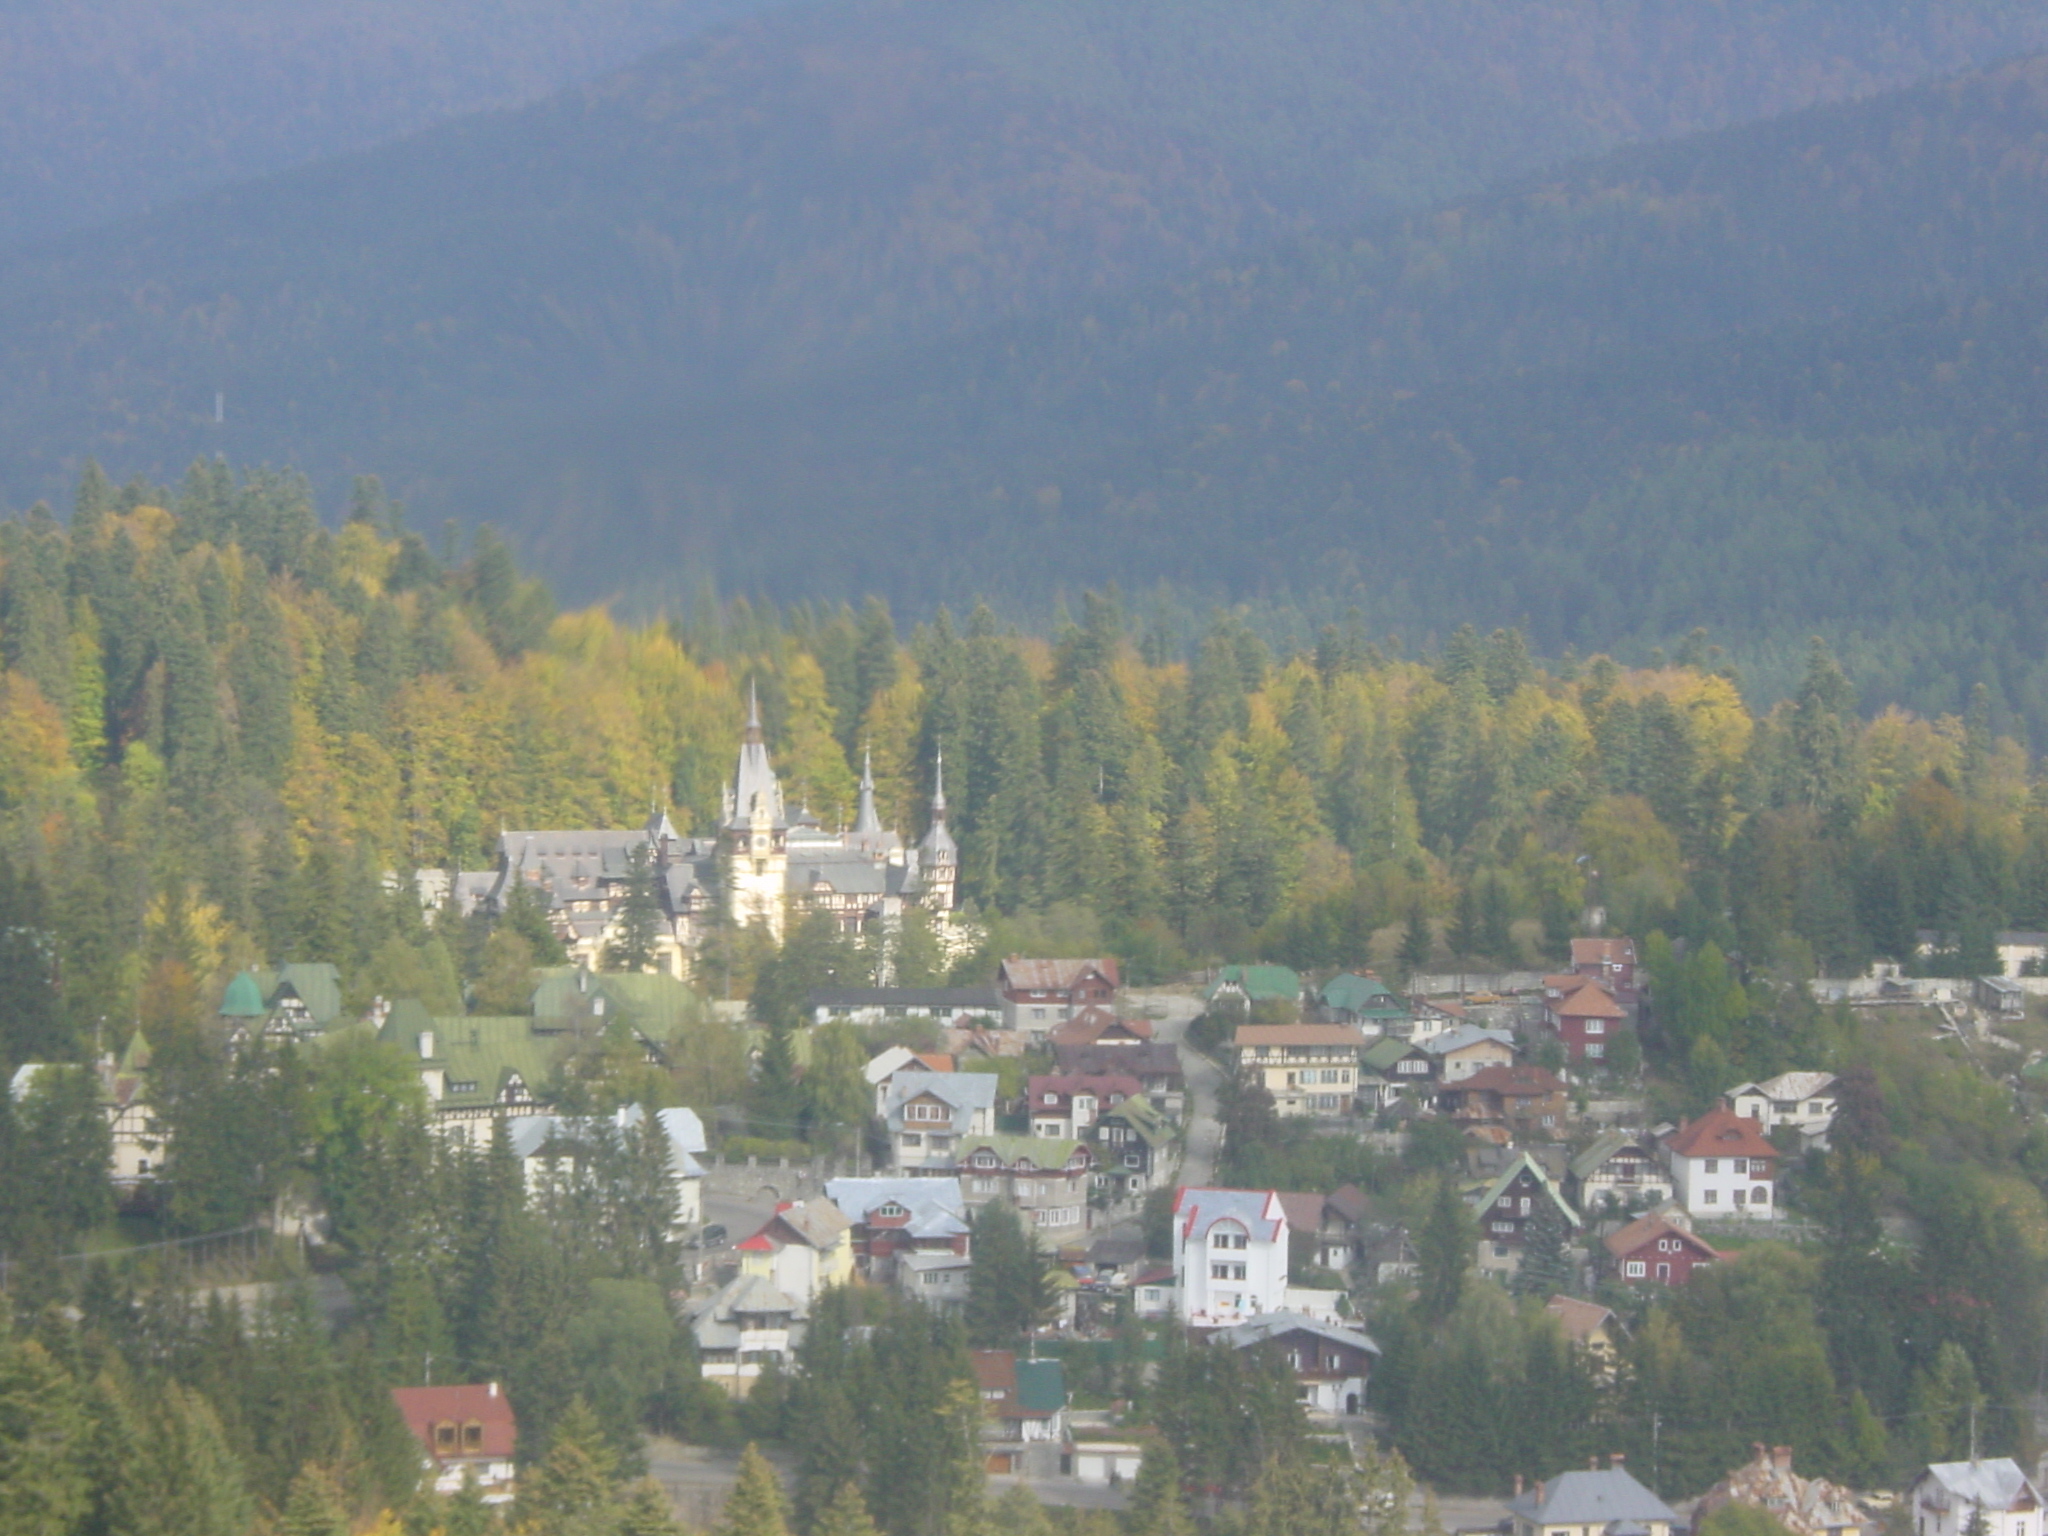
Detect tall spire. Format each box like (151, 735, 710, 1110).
(932, 745, 947, 815)
(745, 679, 763, 738)
(919, 743, 956, 863)
(725, 677, 785, 829)
(852, 743, 883, 835)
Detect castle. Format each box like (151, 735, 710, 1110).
(448, 688, 956, 976)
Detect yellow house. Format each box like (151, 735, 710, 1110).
(1231, 1023, 1368, 1116)
(737, 1199, 855, 1304)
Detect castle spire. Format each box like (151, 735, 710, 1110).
(852, 744, 883, 835)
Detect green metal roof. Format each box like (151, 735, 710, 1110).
(1211, 964, 1302, 1003)
(269, 962, 343, 1025)
(219, 971, 267, 1017)
(428, 1017, 560, 1110)
(1102, 1096, 1173, 1146)
(1361, 1037, 1421, 1070)
(531, 966, 707, 1035)
(1016, 1358, 1067, 1414)
(959, 1134, 1087, 1168)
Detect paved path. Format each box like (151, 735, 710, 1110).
(1134, 989, 1221, 1189)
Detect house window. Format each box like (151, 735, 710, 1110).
(1211, 1263, 1247, 1281)
(900, 1133, 923, 1147)
(1704, 1189, 1718, 1204)
(1586, 1043, 1604, 1059)
(1704, 1158, 1718, 1173)
(1585, 1020, 1605, 1035)
(1753, 1186, 1770, 1204)
(1730, 1158, 1747, 1175)
(1625, 1261, 1646, 1278)
(435, 1422, 457, 1450)
(463, 1422, 483, 1451)
(1492, 1221, 1515, 1233)
(1212, 1229, 1248, 1249)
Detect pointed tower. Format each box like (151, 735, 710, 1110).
(723, 682, 789, 940)
(916, 746, 958, 912)
(852, 746, 883, 835)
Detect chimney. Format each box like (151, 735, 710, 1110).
(1537, 1482, 1546, 1505)
(1773, 1447, 1792, 1473)
(419, 1030, 435, 1060)
(488, 1381, 498, 1397)
(1515, 1476, 1525, 1498)
(1610, 1454, 1625, 1470)
(1589, 1457, 1600, 1471)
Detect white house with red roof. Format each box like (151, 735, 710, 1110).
(1171, 1187, 1291, 1325)
(390, 1383, 518, 1501)
(1027, 1072, 1142, 1138)
(1666, 1108, 1779, 1220)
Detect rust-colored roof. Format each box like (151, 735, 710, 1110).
(1554, 979, 1626, 1019)
(1571, 937, 1638, 967)
(1604, 1213, 1723, 1261)
(1051, 1011, 1153, 1047)
(1667, 1107, 1778, 1161)
(1232, 1024, 1368, 1049)
(1448, 1063, 1568, 1097)
(1000, 957, 1120, 992)
(970, 1349, 1016, 1400)
(1276, 1192, 1326, 1234)
(391, 1384, 518, 1462)
(1028, 1073, 1143, 1107)
(1544, 1294, 1617, 1344)
(912, 1053, 955, 1072)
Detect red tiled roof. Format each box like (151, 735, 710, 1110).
(1448, 1063, 1568, 1097)
(1604, 1213, 1723, 1262)
(391, 1384, 518, 1462)
(970, 1349, 1016, 1399)
(1000, 957, 1120, 992)
(1667, 1107, 1778, 1161)
(1553, 979, 1626, 1019)
(1232, 1024, 1368, 1049)
(1571, 937, 1638, 966)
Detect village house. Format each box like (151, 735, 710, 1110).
(1544, 976, 1629, 1064)
(1423, 1025, 1517, 1083)
(1406, 997, 1468, 1043)
(1695, 1445, 1867, 1536)
(1216, 1311, 1380, 1417)
(1724, 1072, 1838, 1148)
(954, 1135, 1094, 1232)
(1232, 1023, 1367, 1117)
(1027, 1072, 1141, 1139)
(897, 1249, 974, 1312)
(506, 1105, 708, 1231)
(825, 1175, 971, 1282)
(1049, 1007, 1153, 1050)
(807, 985, 1003, 1029)
(1276, 1185, 1372, 1272)
(1604, 1209, 1723, 1286)
(1568, 1130, 1674, 1215)
(11, 1032, 163, 1198)
(1172, 1187, 1291, 1326)
(1666, 1107, 1779, 1220)
(865, 1046, 955, 1114)
(221, 963, 348, 1047)
(1544, 1296, 1623, 1379)
(1090, 1094, 1175, 1196)
(1909, 1461, 2044, 1536)
(1358, 1036, 1433, 1109)
(998, 958, 1119, 1037)
(884, 1069, 999, 1171)
(379, 1006, 557, 1146)
(1208, 963, 1304, 1011)
(1131, 1263, 1177, 1318)
(1509, 1463, 1679, 1536)
(390, 1383, 518, 1502)
(1316, 973, 1411, 1033)
(1437, 1062, 1569, 1138)
(1054, 1041, 1184, 1113)
(1571, 936, 1641, 1004)
(688, 1274, 806, 1397)
(1469, 1152, 1583, 1277)
(735, 1199, 854, 1307)
(970, 1352, 1069, 1474)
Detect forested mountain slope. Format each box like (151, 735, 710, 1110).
(0, 0, 2040, 514)
(0, 0, 793, 249)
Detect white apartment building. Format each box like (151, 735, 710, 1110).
(1171, 1187, 1291, 1326)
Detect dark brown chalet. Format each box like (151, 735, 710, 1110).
(1437, 1063, 1569, 1137)
(1471, 1152, 1582, 1274)
(999, 957, 1120, 1034)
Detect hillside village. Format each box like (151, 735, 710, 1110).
(14, 706, 2048, 1536)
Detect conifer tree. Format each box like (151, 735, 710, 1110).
(1399, 897, 1433, 979)
(1417, 1174, 1473, 1324)
(813, 1481, 883, 1536)
(520, 1397, 620, 1533)
(966, 1202, 1051, 1348)
(603, 843, 664, 973)
(1125, 1440, 1192, 1536)
(276, 1463, 351, 1536)
(1512, 1197, 1573, 1300)
(0, 1335, 91, 1534)
(720, 1444, 794, 1536)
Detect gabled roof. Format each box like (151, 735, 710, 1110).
(825, 1176, 970, 1237)
(219, 971, 267, 1017)
(1320, 972, 1403, 1013)
(883, 1069, 998, 1130)
(1216, 1311, 1381, 1357)
(1326, 1184, 1371, 1224)
(742, 1199, 852, 1253)
(1015, 1358, 1066, 1415)
(1276, 1192, 1327, 1235)
(1507, 1467, 1675, 1527)
(1729, 1070, 1838, 1103)
(970, 1349, 1017, 1400)
(1051, 1011, 1153, 1047)
(1233, 1023, 1368, 1051)
(1446, 1063, 1567, 1098)
(1174, 1187, 1285, 1245)
(1569, 1129, 1661, 1181)
(1544, 1295, 1618, 1345)
(1421, 1026, 1516, 1058)
(1361, 1036, 1425, 1071)
(810, 986, 1001, 1010)
(1604, 1212, 1721, 1261)
(1571, 937, 1638, 967)
(1667, 1107, 1778, 1161)
(268, 962, 343, 1025)
(957, 1134, 1090, 1170)
(390, 1384, 517, 1462)
(999, 957, 1119, 992)
(1029, 1073, 1143, 1107)
(1100, 1095, 1173, 1146)
(1209, 963, 1301, 1003)
(1553, 978, 1626, 1020)
(1472, 1153, 1582, 1229)
(1915, 1460, 2041, 1514)
(1054, 1042, 1183, 1080)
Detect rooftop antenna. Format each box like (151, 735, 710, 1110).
(214, 391, 225, 425)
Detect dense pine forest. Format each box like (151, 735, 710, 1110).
(3, 470, 2048, 1528)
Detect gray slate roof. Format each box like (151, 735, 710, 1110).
(1216, 1311, 1380, 1357)
(883, 1070, 998, 1134)
(1917, 1460, 2041, 1513)
(1507, 1468, 1679, 1527)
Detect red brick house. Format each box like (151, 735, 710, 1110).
(1571, 937, 1639, 1005)
(1604, 1211, 1723, 1286)
(999, 958, 1120, 1035)
(390, 1383, 518, 1501)
(1546, 977, 1629, 1063)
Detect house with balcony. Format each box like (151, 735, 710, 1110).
(1232, 1023, 1367, 1117)
(825, 1175, 971, 1282)
(954, 1135, 1094, 1233)
(735, 1199, 854, 1307)
(1172, 1187, 1291, 1326)
(1027, 1073, 1142, 1139)
(998, 957, 1119, 1038)
(883, 1070, 999, 1172)
(1216, 1312, 1380, 1417)
(1468, 1151, 1582, 1277)
(1666, 1108, 1778, 1220)
(1568, 1130, 1673, 1215)
(1437, 1062, 1569, 1138)
(1723, 1072, 1837, 1149)
(1090, 1095, 1175, 1196)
